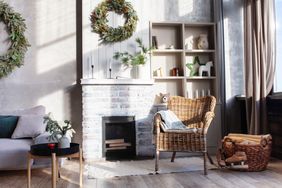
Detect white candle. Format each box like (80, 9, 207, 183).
(109, 59, 112, 69)
(195, 90, 199, 98)
(207, 89, 211, 96)
(201, 89, 205, 97)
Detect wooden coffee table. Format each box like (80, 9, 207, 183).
(27, 143, 83, 188)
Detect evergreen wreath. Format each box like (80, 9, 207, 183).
(0, 1, 30, 78)
(90, 0, 138, 43)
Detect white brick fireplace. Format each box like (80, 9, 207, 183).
(81, 79, 164, 162)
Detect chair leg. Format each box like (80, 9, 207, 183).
(155, 150, 159, 173)
(171, 152, 176, 162)
(207, 152, 214, 165)
(203, 152, 207, 175)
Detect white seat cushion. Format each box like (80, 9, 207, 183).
(0, 139, 33, 170)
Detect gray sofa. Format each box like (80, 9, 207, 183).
(0, 106, 55, 170)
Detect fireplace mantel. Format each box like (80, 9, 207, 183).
(81, 79, 154, 85)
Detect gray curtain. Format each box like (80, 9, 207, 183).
(244, 0, 276, 134)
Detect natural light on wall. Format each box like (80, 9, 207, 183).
(274, 0, 282, 92)
(178, 0, 194, 16)
(223, 17, 232, 100)
(35, 0, 76, 74)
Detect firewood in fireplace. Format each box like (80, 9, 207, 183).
(105, 139, 125, 144)
(109, 143, 132, 147)
(106, 146, 127, 151)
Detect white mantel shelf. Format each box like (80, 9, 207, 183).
(81, 79, 155, 85)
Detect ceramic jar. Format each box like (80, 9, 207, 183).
(58, 135, 70, 148)
(197, 34, 209, 49)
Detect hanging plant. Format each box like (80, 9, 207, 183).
(90, 0, 138, 44)
(0, 1, 30, 78)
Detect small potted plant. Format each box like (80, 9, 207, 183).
(43, 114, 75, 148)
(113, 38, 152, 79)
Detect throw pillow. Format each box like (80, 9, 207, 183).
(0, 116, 19, 138)
(11, 115, 46, 139)
(0, 105, 46, 116)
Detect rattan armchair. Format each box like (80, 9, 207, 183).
(154, 96, 216, 175)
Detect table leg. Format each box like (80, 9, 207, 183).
(27, 153, 31, 188)
(52, 153, 57, 188)
(79, 148, 83, 187)
(56, 159, 60, 181)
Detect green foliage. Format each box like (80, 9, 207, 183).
(43, 114, 75, 142)
(0, 1, 30, 78)
(113, 38, 152, 67)
(90, 0, 138, 44)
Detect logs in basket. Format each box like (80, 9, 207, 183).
(217, 134, 272, 171)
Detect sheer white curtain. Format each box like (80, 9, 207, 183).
(244, 0, 276, 134)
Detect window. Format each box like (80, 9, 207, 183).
(274, 0, 282, 92)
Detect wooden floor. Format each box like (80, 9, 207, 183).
(1, 158, 282, 188)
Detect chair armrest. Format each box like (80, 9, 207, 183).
(154, 113, 162, 135)
(202, 111, 215, 134)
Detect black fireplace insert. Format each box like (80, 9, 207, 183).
(102, 116, 136, 160)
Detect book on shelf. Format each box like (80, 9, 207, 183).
(152, 36, 158, 49)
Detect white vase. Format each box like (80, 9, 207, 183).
(58, 135, 70, 148)
(135, 65, 146, 79)
(197, 34, 209, 49)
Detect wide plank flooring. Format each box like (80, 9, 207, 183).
(1, 158, 282, 188)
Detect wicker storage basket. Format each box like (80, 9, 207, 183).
(217, 134, 272, 172)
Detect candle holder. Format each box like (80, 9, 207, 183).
(109, 68, 112, 79)
(91, 64, 95, 79)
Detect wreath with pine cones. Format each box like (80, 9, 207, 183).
(0, 1, 30, 78)
(90, 0, 138, 44)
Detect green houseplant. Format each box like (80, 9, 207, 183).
(113, 38, 152, 78)
(43, 114, 75, 148)
(113, 38, 152, 67)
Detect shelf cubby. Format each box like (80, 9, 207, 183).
(151, 23, 183, 50)
(184, 23, 216, 51)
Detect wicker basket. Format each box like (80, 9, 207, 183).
(217, 134, 272, 172)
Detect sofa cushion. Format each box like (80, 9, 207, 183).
(0, 138, 33, 170)
(0, 116, 19, 138)
(11, 115, 46, 139)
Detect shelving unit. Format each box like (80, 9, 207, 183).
(150, 21, 217, 101)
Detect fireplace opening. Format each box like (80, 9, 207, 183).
(102, 116, 136, 160)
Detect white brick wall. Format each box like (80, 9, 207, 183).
(82, 85, 159, 162)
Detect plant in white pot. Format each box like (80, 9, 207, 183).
(43, 114, 75, 148)
(113, 38, 152, 79)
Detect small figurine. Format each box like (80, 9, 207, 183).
(199, 61, 213, 77)
(160, 93, 170, 103)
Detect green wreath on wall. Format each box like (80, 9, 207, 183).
(0, 1, 29, 78)
(90, 0, 138, 44)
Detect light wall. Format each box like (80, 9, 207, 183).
(0, 0, 82, 143)
(222, 0, 245, 134)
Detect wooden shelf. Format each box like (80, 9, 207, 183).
(184, 22, 215, 27)
(81, 79, 154, 85)
(153, 49, 183, 53)
(186, 76, 216, 80)
(150, 21, 217, 99)
(185, 49, 215, 53)
(154, 76, 185, 80)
